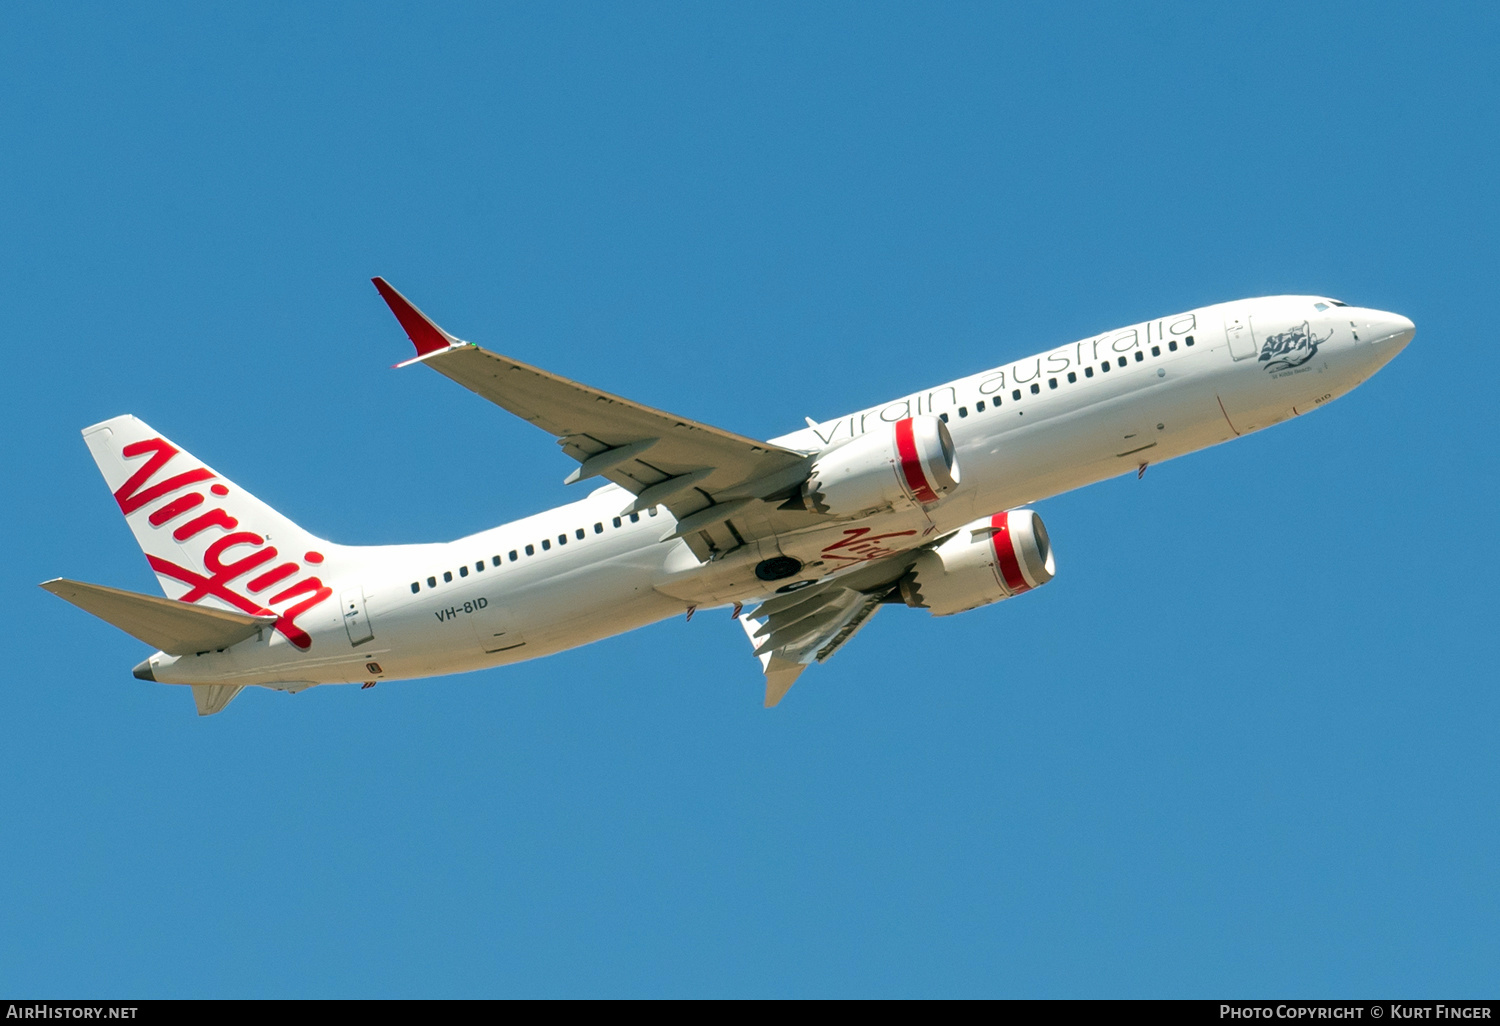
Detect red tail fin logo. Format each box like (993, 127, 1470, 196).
(115, 438, 331, 649)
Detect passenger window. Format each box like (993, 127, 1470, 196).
(1048, 378, 1057, 389)
(443, 571, 453, 582)
(958, 406, 968, 418)
(940, 412, 949, 422)
(492, 555, 501, 567)
(476, 561, 484, 572)
(630, 513, 640, 523)
(649, 507, 658, 517)
(508, 550, 518, 562)
(542, 539, 551, 551)
(1185, 335, 1195, 346)
(427, 576, 436, 589)
(1168, 340, 1177, 352)
(1117, 356, 1127, 367)
(594, 523, 604, 534)
(1151, 345, 1161, 357)
(1030, 383, 1040, 395)
(525, 544, 534, 556)
(576, 528, 585, 540)
(459, 566, 468, 578)
(1067, 372, 1076, 383)
(557, 534, 566, 545)
(1085, 366, 1094, 378)
(613, 517, 622, 528)
(1101, 361, 1111, 373)
(1134, 351, 1144, 362)
(410, 582, 420, 594)
(976, 401, 985, 412)
(1012, 389, 1021, 401)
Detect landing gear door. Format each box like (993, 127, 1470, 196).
(1223, 309, 1258, 361)
(341, 588, 374, 647)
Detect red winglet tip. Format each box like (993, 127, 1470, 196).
(371, 277, 455, 357)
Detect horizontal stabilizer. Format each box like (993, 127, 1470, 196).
(40, 578, 276, 656)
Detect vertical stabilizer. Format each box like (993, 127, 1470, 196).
(81, 415, 341, 651)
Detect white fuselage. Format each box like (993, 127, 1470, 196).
(142, 295, 1413, 691)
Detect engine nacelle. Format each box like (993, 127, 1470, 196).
(899, 509, 1055, 616)
(802, 416, 960, 517)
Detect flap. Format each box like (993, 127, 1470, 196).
(740, 588, 887, 708)
(737, 547, 928, 706)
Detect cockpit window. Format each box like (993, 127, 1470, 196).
(1315, 303, 1329, 311)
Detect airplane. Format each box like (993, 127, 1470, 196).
(41, 281, 1415, 715)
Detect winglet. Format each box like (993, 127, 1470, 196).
(371, 277, 465, 364)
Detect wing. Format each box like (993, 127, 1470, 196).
(737, 550, 921, 707)
(373, 278, 815, 562)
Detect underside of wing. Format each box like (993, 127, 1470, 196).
(373, 278, 820, 561)
(738, 550, 922, 707)
(191, 683, 245, 716)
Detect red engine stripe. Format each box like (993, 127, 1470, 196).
(990, 512, 1032, 595)
(894, 418, 940, 505)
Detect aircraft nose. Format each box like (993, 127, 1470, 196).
(1365, 311, 1416, 350)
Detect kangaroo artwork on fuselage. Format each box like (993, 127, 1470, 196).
(43, 280, 1415, 715)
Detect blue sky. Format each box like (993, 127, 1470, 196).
(3, 2, 1496, 997)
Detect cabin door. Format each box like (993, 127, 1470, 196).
(1223, 309, 1259, 360)
(341, 588, 374, 647)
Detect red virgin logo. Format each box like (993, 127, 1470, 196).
(113, 438, 332, 650)
(821, 527, 919, 565)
